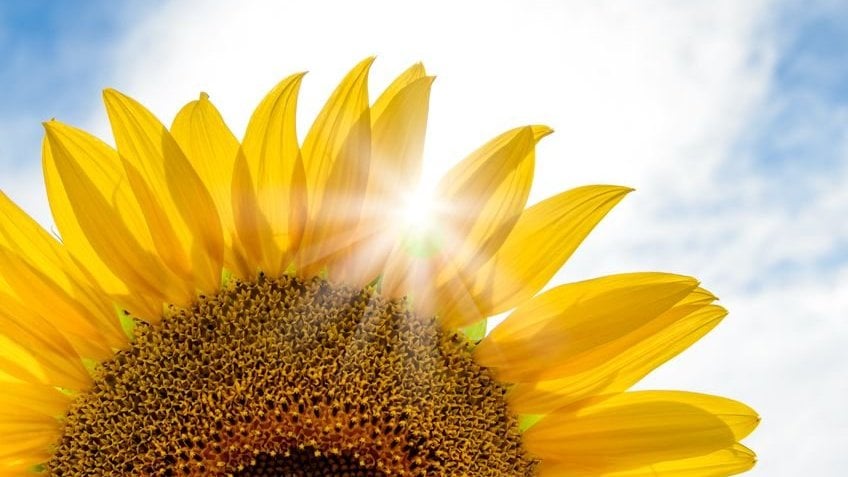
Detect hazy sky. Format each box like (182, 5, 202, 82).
(1, 1, 846, 475)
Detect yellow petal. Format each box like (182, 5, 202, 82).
(42, 133, 156, 320)
(103, 88, 223, 295)
(0, 249, 111, 360)
(299, 58, 374, 276)
(434, 125, 552, 328)
(0, 383, 66, 471)
(0, 330, 44, 385)
(538, 443, 756, 476)
(524, 391, 759, 469)
(379, 247, 444, 316)
(332, 70, 435, 287)
(436, 126, 549, 255)
(0, 192, 124, 356)
(369, 68, 432, 191)
(0, 382, 71, 417)
(475, 273, 698, 382)
(0, 433, 57, 474)
(0, 303, 90, 390)
(465, 185, 632, 318)
(43, 121, 189, 320)
(0, 333, 45, 385)
(0, 432, 57, 459)
(171, 93, 250, 278)
(509, 299, 727, 413)
(370, 62, 427, 122)
(0, 191, 67, 289)
(380, 125, 550, 325)
(301, 57, 374, 203)
(234, 73, 308, 277)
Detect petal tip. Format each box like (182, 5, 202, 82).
(608, 184, 637, 199)
(530, 125, 555, 141)
(102, 88, 132, 111)
(42, 119, 65, 137)
(102, 87, 120, 100)
(592, 184, 637, 196)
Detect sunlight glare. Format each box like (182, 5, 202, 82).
(399, 185, 438, 236)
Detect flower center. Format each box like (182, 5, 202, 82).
(48, 275, 535, 476)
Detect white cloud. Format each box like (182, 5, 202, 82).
(8, 0, 847, 474)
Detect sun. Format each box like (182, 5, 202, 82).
(399, 184, 439, 235)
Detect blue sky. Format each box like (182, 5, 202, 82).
(0, 1, 132, 170)
(756, 2, 848, 277)
(1, 1, 846, 475)
(742, 0, 848, 188)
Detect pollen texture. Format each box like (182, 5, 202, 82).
(48, 275, 535, 476)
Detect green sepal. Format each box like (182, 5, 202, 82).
(369, 274, 383, 292)
(117, 307, 135, 341)
(81, 357, 99, 375)
(284, 261, 297, 276)
(461, 318, 488, 344)
(519, 414, 544, 432)
(56, 387, 77, 397)
(221, 268, 233, 287)
(400, 228, 444, 258)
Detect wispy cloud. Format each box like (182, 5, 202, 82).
(606, 2, 848, 473)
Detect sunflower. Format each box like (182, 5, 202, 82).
(0, 58, 758, 476)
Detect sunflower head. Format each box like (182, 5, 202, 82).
(0, 58, 758, 476)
